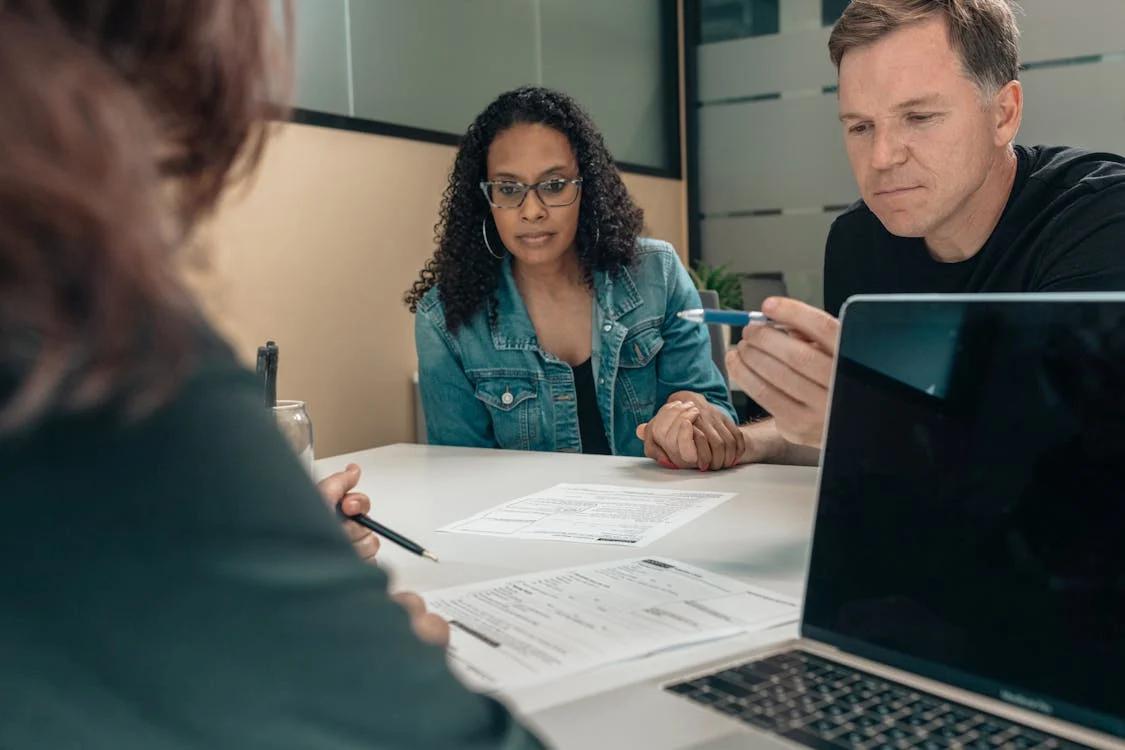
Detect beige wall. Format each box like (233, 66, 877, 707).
(196, 122, 685, 458)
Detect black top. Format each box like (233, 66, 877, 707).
(824, 145, 1125, 317)
(572, 358, 612, 455)
(0, 332, 542, 749)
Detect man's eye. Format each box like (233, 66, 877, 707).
(849, 124, 870, 135)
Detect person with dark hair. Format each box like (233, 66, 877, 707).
(0, 2, 541, 746)
(646, 0, 1125, 470)
(406, 86, 743, 470)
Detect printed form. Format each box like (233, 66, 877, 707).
(423, 557, 798, 692)
(438, 483, 736, 547)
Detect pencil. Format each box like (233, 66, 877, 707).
(336, 499, 439, 563)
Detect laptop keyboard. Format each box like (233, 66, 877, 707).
(665, 650, 1093, 750)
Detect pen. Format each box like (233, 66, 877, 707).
(255, 345, 268, 407)
(336, 499, 440, 563)
(676, 308, 784, 329)
(265, 340, 278, 408)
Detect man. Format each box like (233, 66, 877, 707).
(643, 0, 1125, 468)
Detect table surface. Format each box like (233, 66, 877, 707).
(315, 444, 819, 728)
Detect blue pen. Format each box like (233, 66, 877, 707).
(676, 308, 784, 329)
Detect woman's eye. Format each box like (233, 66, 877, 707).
(541, 180, 567, 194)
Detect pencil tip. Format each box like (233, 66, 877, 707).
(423, 550, 439, 563)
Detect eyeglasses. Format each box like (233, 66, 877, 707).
(479, 177, 582, 209)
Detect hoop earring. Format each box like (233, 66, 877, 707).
(482, 217, 504, 260)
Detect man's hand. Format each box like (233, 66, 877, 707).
(726, 297, 839, 448)
(636, 394, 745, 470)
(318, 463, 380, 562)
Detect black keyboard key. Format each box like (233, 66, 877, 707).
(702, 675, 753, 699)
(782, 728, 849, 750)
(666, 681, 695, 695)
(841, 730, 875, 746)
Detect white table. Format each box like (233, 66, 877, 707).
(316, 444, 819, 743)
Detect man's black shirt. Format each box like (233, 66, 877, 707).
(824, 145, 1125, 317)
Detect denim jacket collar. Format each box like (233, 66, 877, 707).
(489, 254, 643, 351)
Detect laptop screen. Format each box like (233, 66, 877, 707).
(803, 296, 1125, 738)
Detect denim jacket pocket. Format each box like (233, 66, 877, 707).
(617, 318, 665, 418)
(470, 370, 540, 449)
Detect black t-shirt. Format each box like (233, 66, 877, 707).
(824, 145, 1125, 317)
(572, 357, 612, 455)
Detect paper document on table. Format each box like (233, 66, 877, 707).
(437, 483, 736, 547)
(423, 557, 798, 692)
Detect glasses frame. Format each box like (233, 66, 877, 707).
(479, 177, 583, 209)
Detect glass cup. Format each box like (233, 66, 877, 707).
(272, 400, 315, 477)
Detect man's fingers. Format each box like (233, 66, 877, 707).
(393, 591, 426, 618)
(692, 426, 713, 470)
(762, 297, 840, 353)
(723, 416, 746, 467)
(697, 418, 725, 470)
(727, 349, 807, 424)
(739, 326, 833, 389)
(735, 339, 828, 405)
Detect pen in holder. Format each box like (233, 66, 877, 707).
(273, 399, 315, 477)
(257, 340, 315, 477)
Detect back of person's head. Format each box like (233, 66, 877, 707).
(0, 1, 284, 431)
(828, 0, 1021, 95)
(405, 86, 644, 333)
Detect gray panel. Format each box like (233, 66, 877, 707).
(701, 212, 837, 308)
(349, 1, 536, 134)
(540, 0, 670, 170)
(698, 27, 834, 102)
(1019, 61, 1125, 156)
(1017, 0, 1125, 62)
(285, 0, 350, 114)
(698, 95, 858, 213)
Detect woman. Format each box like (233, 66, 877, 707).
(407, 87, 745, 470)
(0, 2, 539, 747)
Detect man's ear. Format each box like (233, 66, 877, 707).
(993, 80, 1023, 147)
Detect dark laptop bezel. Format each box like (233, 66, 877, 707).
(799, 293, 1125, 741)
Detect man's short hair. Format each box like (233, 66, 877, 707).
(828, 0, 1021, 94)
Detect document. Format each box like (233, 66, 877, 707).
(438, 483, 736, 547)
(423, 557, 798, 692)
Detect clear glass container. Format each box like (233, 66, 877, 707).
(272, 400, 315, 477)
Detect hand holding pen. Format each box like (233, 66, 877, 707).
(323, 464, 440, 563)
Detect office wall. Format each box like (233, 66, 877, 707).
(283, 0, 680, 175)
(696, 0, 1125, 308)
(192, 122, 686, 458)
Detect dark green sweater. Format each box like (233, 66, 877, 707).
(0, 341, 543, 749)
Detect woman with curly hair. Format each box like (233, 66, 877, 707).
(406, 86, 743, 469)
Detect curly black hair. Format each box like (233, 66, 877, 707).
(404, 86, 644, 333)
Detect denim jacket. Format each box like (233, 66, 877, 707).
(414, 238, 735, 456)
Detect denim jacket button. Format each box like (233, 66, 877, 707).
(603, 324, 612, 332)
(501, 390, 514, 405)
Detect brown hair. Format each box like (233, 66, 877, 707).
(0, 1, 287, 430)
(828, 0, 1021, 94)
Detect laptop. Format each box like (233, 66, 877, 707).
(530, 294, 1125, 750)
